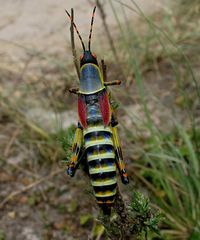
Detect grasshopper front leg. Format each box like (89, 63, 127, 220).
(67, 122, 83, 177)
(111, 115, 129, 184)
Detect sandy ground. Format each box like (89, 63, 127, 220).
(0, 0, 168, 58)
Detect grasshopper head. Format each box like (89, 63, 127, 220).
(80, 51, 98, 67)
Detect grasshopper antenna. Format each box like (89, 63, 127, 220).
(88, 6, 97, 52)
(65, 9, 86, 52)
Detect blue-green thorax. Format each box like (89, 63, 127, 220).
(79, 51, 105, 95)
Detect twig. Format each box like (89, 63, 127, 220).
(4, 128, 20, 157)
(0, 168, 63, 209)
(2, 158, 39, 179)
(95, 0, 127, 82)
(95, 0, 118, 59)
(70, 8, 80, 79)
(101, 59, 107, 82)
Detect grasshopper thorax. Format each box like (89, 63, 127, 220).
(79, 54, 104, 95)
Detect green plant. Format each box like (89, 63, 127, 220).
(105, 1, 200, 239)
(138, 126, 200, 239)
(0, 230, 5, 240)
(100, 191, 163, 240)
(57, 125, 76, 165)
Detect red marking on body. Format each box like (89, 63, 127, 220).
(78, 96, 87, 128)
(99, 91, 111, 126)
(123, 173, 128, 177)
(92, 53, 97, 58)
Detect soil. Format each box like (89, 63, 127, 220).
(0, 0, 167, 57)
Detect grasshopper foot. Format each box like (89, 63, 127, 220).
(121, 169, 129, 184)
(66, 164, 76, 177)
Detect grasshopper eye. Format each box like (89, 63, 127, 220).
(80, 54, 84, 60)
(92, 53, 97, 59)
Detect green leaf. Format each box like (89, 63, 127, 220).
(91, 223, 105, 238)
(0, 230, 5, 240)
(57, 204, 67, 214)
(80, 214, 93, 226)
(67, 202, 78, 213)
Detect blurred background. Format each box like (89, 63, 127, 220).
(0, 0, 199, 239)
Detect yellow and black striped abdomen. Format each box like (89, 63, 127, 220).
(83, 126, 117, 206)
